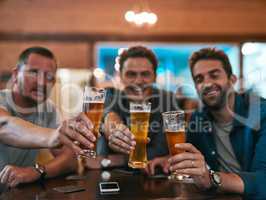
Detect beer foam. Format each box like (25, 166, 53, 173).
(130, 109, 150, 113)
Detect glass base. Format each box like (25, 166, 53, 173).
(168, 174, 194, 183)
(128, 161, 147, 169)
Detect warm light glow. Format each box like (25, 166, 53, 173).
(124, 10, 158, 27)
(93, 68, 105, 80)
(242, 43, 258, 55)
(125, 11, 135, 22)
(148, 13, 157, 24)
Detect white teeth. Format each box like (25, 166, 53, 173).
(205, 90, 218, 96)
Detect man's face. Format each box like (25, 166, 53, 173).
(15, 53, 57, 104)
(192, 59, 236, 110)
(120, 57, 156, 101)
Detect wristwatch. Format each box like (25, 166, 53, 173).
(101, 158, 111, 168)
(34, 163, 47, 181)
(209, 170, 222, 189)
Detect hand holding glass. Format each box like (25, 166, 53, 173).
(81, 86, 106, 158)
(128, 102, 151, 169)
(162, 111, 187, 181)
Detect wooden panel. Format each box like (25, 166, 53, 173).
(0, 41, 91, 71)
(0, 0, 266, 35)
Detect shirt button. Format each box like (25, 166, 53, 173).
(211, 151, 216, 155)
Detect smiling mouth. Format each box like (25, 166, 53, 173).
(202, 86, 221, 98)
(32, 90, 45, 98)
(204, 90, 219, 97)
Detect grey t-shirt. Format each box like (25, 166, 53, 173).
(213, 121, 241, 173)
(0, 89, 60, 171)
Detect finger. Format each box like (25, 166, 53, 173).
(174, 143, 200, 154)
(168, 152, 199, 164)
(174, 168, 204, 176)
(109, 142, 130, 154)
(65, 119, 96, 143)
(148, 160, 156, 175)
(1, 166, 11, 184)
(62, 126, 95, 149)
(170, 160, 198, 171)
(9, 179, 19, 188)
(116, 124, 134, 140)
(143, 165, 150, 175)
(163, 163, 170, 174)
(0, 167, 7, 184)
(0, 167, 6, 181)
(7, 172, 16, 187)
(59, 135, 82, 155)
(109, 134, 132, 153)
(114, 131, 135, 147)
(75, 122, 96, 142)
(77, 113, 94, 130)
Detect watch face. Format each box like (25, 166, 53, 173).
(213, 173, 221, 184)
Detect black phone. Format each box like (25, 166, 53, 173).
(99, 182, 120, 194)
(53, 185, 86, 193)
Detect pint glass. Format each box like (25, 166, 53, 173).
(82, 86, 106, 158)
(162, 111, 186, 180)
(128, 102, 151, 168)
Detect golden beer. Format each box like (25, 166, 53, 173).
(162, 111, 188, 181)
(128, 111, 150, 168)
(81, 87, 106, 158)
(83, 102, 104, 152)
(166, 130, 185, 155)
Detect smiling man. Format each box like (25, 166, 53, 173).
(147, 48, 266, 199)
(0, 47, 96, 189)
(103, 46, 180, 165)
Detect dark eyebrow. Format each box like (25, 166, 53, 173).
(209, 69, 221, 74)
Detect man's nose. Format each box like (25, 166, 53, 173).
(202, 76, 214, 86)
(37, 73, 47, 84)
(134, 73, 144, 84)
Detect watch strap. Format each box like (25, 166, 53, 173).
(208, 170, 221, 190)
(34, 163, 47, 181)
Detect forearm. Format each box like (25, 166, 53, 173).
(0, 116, 60, 149)
(44, 147, 77, 178)
(215, 172, 244, 193)
(103, 112, 124, 139)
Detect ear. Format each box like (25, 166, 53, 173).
(229, 74, 237, 85)
(11, 66, 19, 84)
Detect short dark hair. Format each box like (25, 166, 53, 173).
(189, 48, 233, 77)
(17, 46, 57, 70)
(119, 46, 158, 73)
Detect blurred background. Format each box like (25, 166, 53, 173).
(1, 0, 266, 119)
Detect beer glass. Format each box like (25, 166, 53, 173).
(82, 86, 106, 158)
(128, 102, 151, 168)
(162, 111, 187, 181)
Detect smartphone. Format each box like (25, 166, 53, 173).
(53, 185, 85, 193)
(99, 182, 120, 194)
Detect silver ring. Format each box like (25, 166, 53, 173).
(73, 140, 80, 145)
(191, 160, 195, 167)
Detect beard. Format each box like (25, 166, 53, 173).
(18, 81, 48, 106)
(200, 83, 229, 111)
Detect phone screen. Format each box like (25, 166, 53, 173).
(99, 182, 120, 193)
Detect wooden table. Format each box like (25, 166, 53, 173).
(1, 169, 242, 200)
